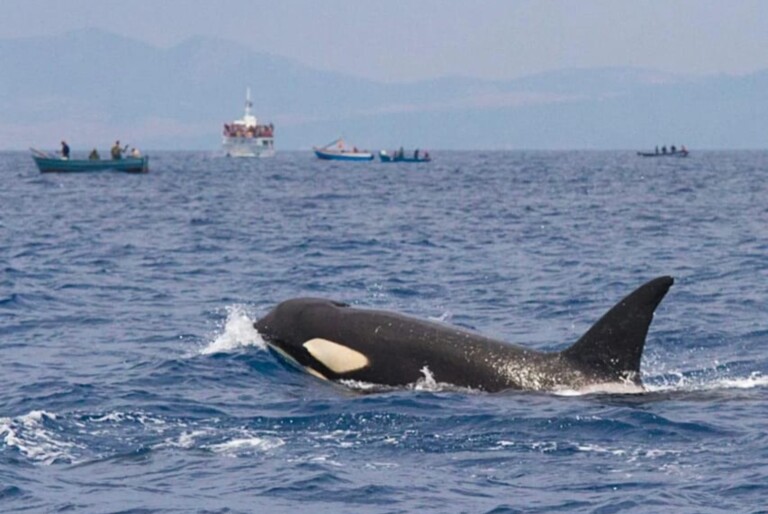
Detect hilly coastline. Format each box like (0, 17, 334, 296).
(1, 28, 766, 150)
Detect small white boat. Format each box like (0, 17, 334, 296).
(313, 138, 374, 161)
(222, 88, 275, 158)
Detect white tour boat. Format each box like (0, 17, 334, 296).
(222, 88, 275, 158)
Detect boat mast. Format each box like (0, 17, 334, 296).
(240, 86, 258, 127)
(244, 87, 253, 118)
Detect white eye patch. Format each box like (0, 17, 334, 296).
(303, 338, 370, 374)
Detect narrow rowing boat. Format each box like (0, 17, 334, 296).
(379, 150, 431, 163)
(636, 150, 689, 158)
(31, 149, 149, 173)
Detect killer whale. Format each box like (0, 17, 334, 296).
(254, 276, 673, 392)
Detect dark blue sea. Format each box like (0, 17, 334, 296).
(2, 150, 767, 513)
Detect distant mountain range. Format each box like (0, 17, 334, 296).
(1, 28, 766, 150)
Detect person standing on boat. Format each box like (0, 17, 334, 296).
(60, 141, 70, 160)
(111, 140, 126, 160)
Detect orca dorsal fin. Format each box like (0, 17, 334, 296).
(562, 276, 673, 382)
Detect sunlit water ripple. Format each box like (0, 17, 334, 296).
(1, 150, 767, 513)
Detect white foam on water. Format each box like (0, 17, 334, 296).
(551, 366, 767, 396)
(154, 429, 210, 450)
(177, 430, 205, 448)
(0, 410, 79, 465)
(554, 380, 646, 397)
(92, 412, 125, 423)
(574, 443, 682, 461)
(206, 435, 285, 455)
(645, 370, 768, 393)
(530, 441, 559, 453)
(364, 461, 400, 469)
(575, 443, 628, 456)
(337, 379, 385, 392)
(200, 304, 267, 355)
(91, 411, 168, 426)
(715, 373, 768, 389)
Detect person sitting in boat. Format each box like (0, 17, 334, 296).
(671, 145, 677, 153)
(60, 141, 70, 160)
(130, 147, 141, 158)
(89, 148, 100, 160)
(415, 149, 420, 160)
(661, 145, 667, 154)
(111, 140, 125, 160)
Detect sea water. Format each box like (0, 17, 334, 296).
(1, 150, 767, 513)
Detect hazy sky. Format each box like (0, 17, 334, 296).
(3, 0, 768, 82)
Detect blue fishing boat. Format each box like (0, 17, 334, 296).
(636, 150, 689, 158)
(637, 145, 689, 158)
(379, 149, 431, 163)
(31, 149, 149, 173)
(313, 138, 374, 161)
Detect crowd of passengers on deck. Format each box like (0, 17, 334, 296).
(223, 123, 274, 138)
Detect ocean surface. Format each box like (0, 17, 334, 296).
(1, 150, 767, 513)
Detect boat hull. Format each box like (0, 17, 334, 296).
(637, 151, 689, 158)
(33, 156, 149, 173)
(379, 154, 431, 163)
(223, 137, 275, 158)
(314, 149, 374, 161)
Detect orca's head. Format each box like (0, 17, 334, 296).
(255, 298, 322, 344)
(255, 298, 370, 379)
